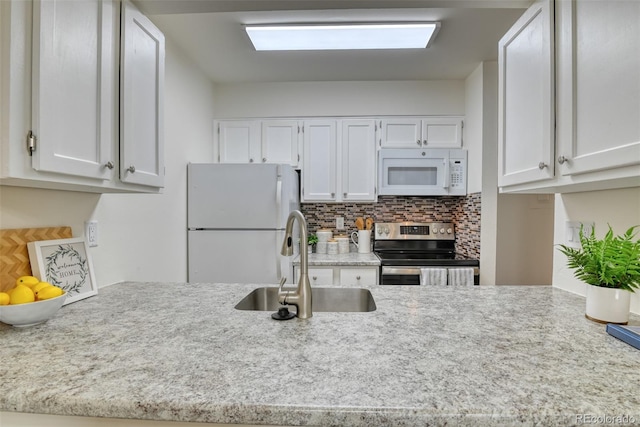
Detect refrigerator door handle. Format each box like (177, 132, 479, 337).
(275, 232, 282, 281)
(276, 166, 283, 230)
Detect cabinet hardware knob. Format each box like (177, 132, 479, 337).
(104, 161, 114, 169)
(343, 192, 347, 197)
(262, 158, 267, 162)
(538, 162, 547, 170)
(423, 140, 427, 145)
(416, 140, 421, 146)
(312, 276, 317, 281)
(331, 192, 335, 198)
(249, 158, 254, 163)
(356, 276, 361, 280)
(127, 165, 136, 173)
(558, 156, 568, 164)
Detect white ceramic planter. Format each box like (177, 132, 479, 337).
(585, 285, 631, 324)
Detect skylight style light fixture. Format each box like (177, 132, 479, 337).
(245, 22, 441, 51)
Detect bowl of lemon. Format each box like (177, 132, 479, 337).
(0, 276, 66, 327)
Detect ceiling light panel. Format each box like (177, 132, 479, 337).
(245, 22, 440, 51)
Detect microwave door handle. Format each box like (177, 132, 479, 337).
(443, 159, 450, 189)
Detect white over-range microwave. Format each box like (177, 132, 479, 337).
(378, 148, 468, 196)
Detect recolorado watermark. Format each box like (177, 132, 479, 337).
(576, 414, 637, 425)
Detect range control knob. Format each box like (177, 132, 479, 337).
(432, 228, 438, 234)
(447, 228, 453, 234)
(440, 228, 445, 234)
(384, 226, 390, 235)
(377, 227, 383, 235)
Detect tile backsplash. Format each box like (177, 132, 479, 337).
(301, 193, 481, 259)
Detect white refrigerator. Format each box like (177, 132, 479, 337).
(187, 163, 300, 284)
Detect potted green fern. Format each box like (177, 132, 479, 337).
(558, 225, 640, 324)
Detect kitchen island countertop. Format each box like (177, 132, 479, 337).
(1, 282, 639, 426)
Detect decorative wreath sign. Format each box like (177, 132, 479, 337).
(28, 237, 98, 305)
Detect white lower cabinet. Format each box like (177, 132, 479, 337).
(0, 0, 165, 193)
(294, 266, 378, 287)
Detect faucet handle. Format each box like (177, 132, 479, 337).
(277, 277, 289, 305)
(278, 276, 286, 292)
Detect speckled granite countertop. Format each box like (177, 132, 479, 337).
(294, 252, 380, 266)
(1, 282, 639, 426)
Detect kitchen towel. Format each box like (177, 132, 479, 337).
(447, 268, 474, 286)
(420, 268, 447, 286)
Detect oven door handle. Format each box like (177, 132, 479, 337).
(382, 267, 422, 275)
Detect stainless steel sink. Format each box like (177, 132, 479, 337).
(235, 287, 376, 313)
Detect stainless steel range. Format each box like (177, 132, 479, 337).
(374, 222, 480, 285)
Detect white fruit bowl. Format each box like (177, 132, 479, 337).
(0, 292, 66, 327)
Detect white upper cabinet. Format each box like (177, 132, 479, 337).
(0, 0, 165, 193)
(302, 120, 377, 203)
(261, 120, 301, 167)
(120, 0, 165, 188)
(379, 117, 463, 149)
(498, 0, 555, 187)
(302, 120, 337, 202)
(216, 120, 300, 167)
(341, 120, 376, 201)
(498, 0, 640, 193)
(555, 0, 640, 177)
(217, 121, 260, 163)
(31, 0, 114, 180)
(379, 118, 422, 148)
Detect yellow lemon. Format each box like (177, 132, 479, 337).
(16, 276, 40, 289)
(0, 292, 10, 305)
(36, 286, 63, 301)
(9, 284, 35, 305)
(33, 282, 53, 293)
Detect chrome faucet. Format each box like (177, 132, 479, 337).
(278, 210, 312, 319)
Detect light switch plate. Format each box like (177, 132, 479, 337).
(336, 216, 345, 230)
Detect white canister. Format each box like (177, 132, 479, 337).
(316, 229, 333, 242)
(351, 230, 372, 254)
(335, 236, 350, 254)
(327, 239, 338, 255)
(316, 241, 328, 254)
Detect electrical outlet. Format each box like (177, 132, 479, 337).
(85, 220, 98, 247)
(336, 216, 345, 230)
(565, 221, 594, 247)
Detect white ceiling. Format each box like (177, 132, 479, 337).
(136, 0, 530, 84)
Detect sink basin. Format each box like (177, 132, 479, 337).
(234, 287, 376, 313)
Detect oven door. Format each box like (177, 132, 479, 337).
(380, 266, 422, 285)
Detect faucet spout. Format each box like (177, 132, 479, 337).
(278, 210, 312, 319)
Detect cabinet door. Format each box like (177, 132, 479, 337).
(261, 120, 301, 167)
(339, 268, 378, 286)
(341, 120, 376, 201)
(217, 121, 260, 163)
(556, 0, 640, 176)
(379, 118, 422, 148)
(498, 0, 555, 187)
(422, 118, 463, 148)
(120, 0, 165, 187)
(302, 120, 337, 201)
(31, 0, 114, 180)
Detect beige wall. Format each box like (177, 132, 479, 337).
(213, 80, 465, 118)
(553, 187, 640, 315)
(0, 40, 216, 286)
(496, 194, 555, 285)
